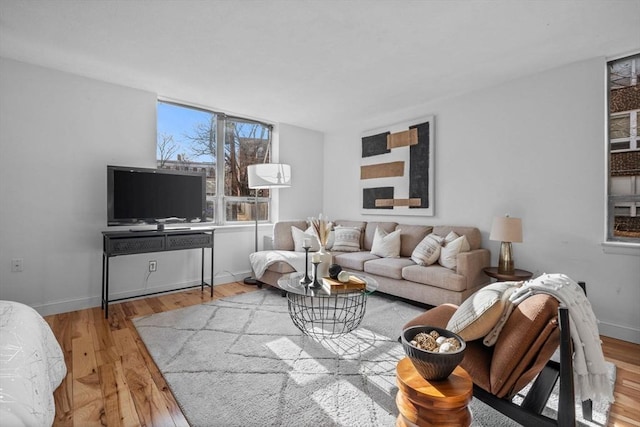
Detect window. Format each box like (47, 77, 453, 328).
(157, 101, 272, 224)
(607, 54, 640, 243)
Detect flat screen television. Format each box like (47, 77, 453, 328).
(107, 165, 206, 229)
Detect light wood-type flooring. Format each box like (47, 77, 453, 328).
(45, 281, 640, 426)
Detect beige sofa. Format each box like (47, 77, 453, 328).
(257, 219, 491, 307)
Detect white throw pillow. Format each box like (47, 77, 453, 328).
(331, 226, 361, 252)
(438, 235, 470, 269)
(411, 233, 445, 265)
(446, 282, 522, 341)
(370, 226, 401, 258)
(291, 226, 320, 252)
(444, 231, 460, 245)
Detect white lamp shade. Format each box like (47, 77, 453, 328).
(247, 163, 292, 189)
(489, 216, 523, 243)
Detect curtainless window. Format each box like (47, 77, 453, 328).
(157, 100, 272, 224)
(606, 54, 640, 244)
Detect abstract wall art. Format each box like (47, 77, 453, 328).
(360, 116, 434, 216)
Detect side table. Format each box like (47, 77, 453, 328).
(396, 357, 472, 426)
(483, 266, 533, 282)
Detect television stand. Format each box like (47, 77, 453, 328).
(101, 227, 216, 318)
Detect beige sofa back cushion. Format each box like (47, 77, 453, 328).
(273, 220, 308, 250)
(432, 225, 482, 250)
(396, 224, 433, 257)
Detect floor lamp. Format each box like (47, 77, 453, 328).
(243, 163, 292, 285)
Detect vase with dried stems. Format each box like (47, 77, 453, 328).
(309, 214, 333, 280)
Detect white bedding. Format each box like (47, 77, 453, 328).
(0, 301, 66, 427)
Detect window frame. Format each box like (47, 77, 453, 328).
(157, 99, 274, 226)
(605, 54, 640, 246)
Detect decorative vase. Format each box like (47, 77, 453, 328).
(314, 245, 332, 280)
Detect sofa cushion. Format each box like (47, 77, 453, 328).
(445, 282, 522, 341)
(396, 224, 433, 257)
(370, 226, 401, 258)
(364, 257, 415, 280)
(291, 226, 320, 251)
(402, 264, 467, 292)
(332, 226, 362, 252)
(333, 251, 378, 271)
(439, 235, 470, 269)
(411, 233, 445, 266)
(363, 221, 397, 251)
(273, 220, 308, 250)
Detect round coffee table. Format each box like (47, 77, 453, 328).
(396, 357, 473, 426)
(277, 272, 378, 339)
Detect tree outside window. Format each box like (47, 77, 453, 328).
(157, 101, 272, 224)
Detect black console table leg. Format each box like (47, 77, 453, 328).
(104, 256, 110, 318)
(210, 230, 215, 297)
(101, 254, 105, 309)
(201, 247, 205, 292)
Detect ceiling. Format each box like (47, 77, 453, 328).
(1, 0, 639, 132)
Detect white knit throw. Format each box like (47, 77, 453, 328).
(249, 250, 309, 279)
(509, 273, 615, 404)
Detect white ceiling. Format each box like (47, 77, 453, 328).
(1, 0, 639, 132)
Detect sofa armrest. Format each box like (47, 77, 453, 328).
(457, 248, 491, 289)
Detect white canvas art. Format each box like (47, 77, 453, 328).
(360, 116, 435, 216)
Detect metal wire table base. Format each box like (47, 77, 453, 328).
(286, 290, 368, 339)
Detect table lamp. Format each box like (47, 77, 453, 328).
(244, 163, 292, 285)
(489, 215, 523, 274)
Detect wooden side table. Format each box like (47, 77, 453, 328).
(396, 357, 472, 427)
(483, 267, 533, 282)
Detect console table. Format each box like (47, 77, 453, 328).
(102, 227, 215, 318)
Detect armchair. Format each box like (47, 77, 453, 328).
(403, 293, 588, 427)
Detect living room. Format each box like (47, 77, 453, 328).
(1, 1, 639, 425)
(1, 0, 638, 343)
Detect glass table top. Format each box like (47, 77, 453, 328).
(277, 272, 378, 297)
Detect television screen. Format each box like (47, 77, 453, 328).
(107, 165, 206, 227)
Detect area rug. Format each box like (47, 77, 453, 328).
(133, 288, 615, 427)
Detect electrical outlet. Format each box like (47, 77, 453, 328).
(11, 258, 24, 272)
(149, 260, 157, 272)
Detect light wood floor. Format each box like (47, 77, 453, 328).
(45, 282, 640, 426)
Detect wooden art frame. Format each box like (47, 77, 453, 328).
(360, 116, 435, 216)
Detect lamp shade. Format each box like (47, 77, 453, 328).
(247, 163, 292, 189)
(489, 216, 523, 243)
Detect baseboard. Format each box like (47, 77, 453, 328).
(598, 320, 640, 344)
(33, 270, 252, 318)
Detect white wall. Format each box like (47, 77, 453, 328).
(323, 57, 640, 343)
(278, 123, 324, 220)
(0, 58, 320, 315)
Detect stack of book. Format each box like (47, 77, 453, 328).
(321, 275, 367, 294)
